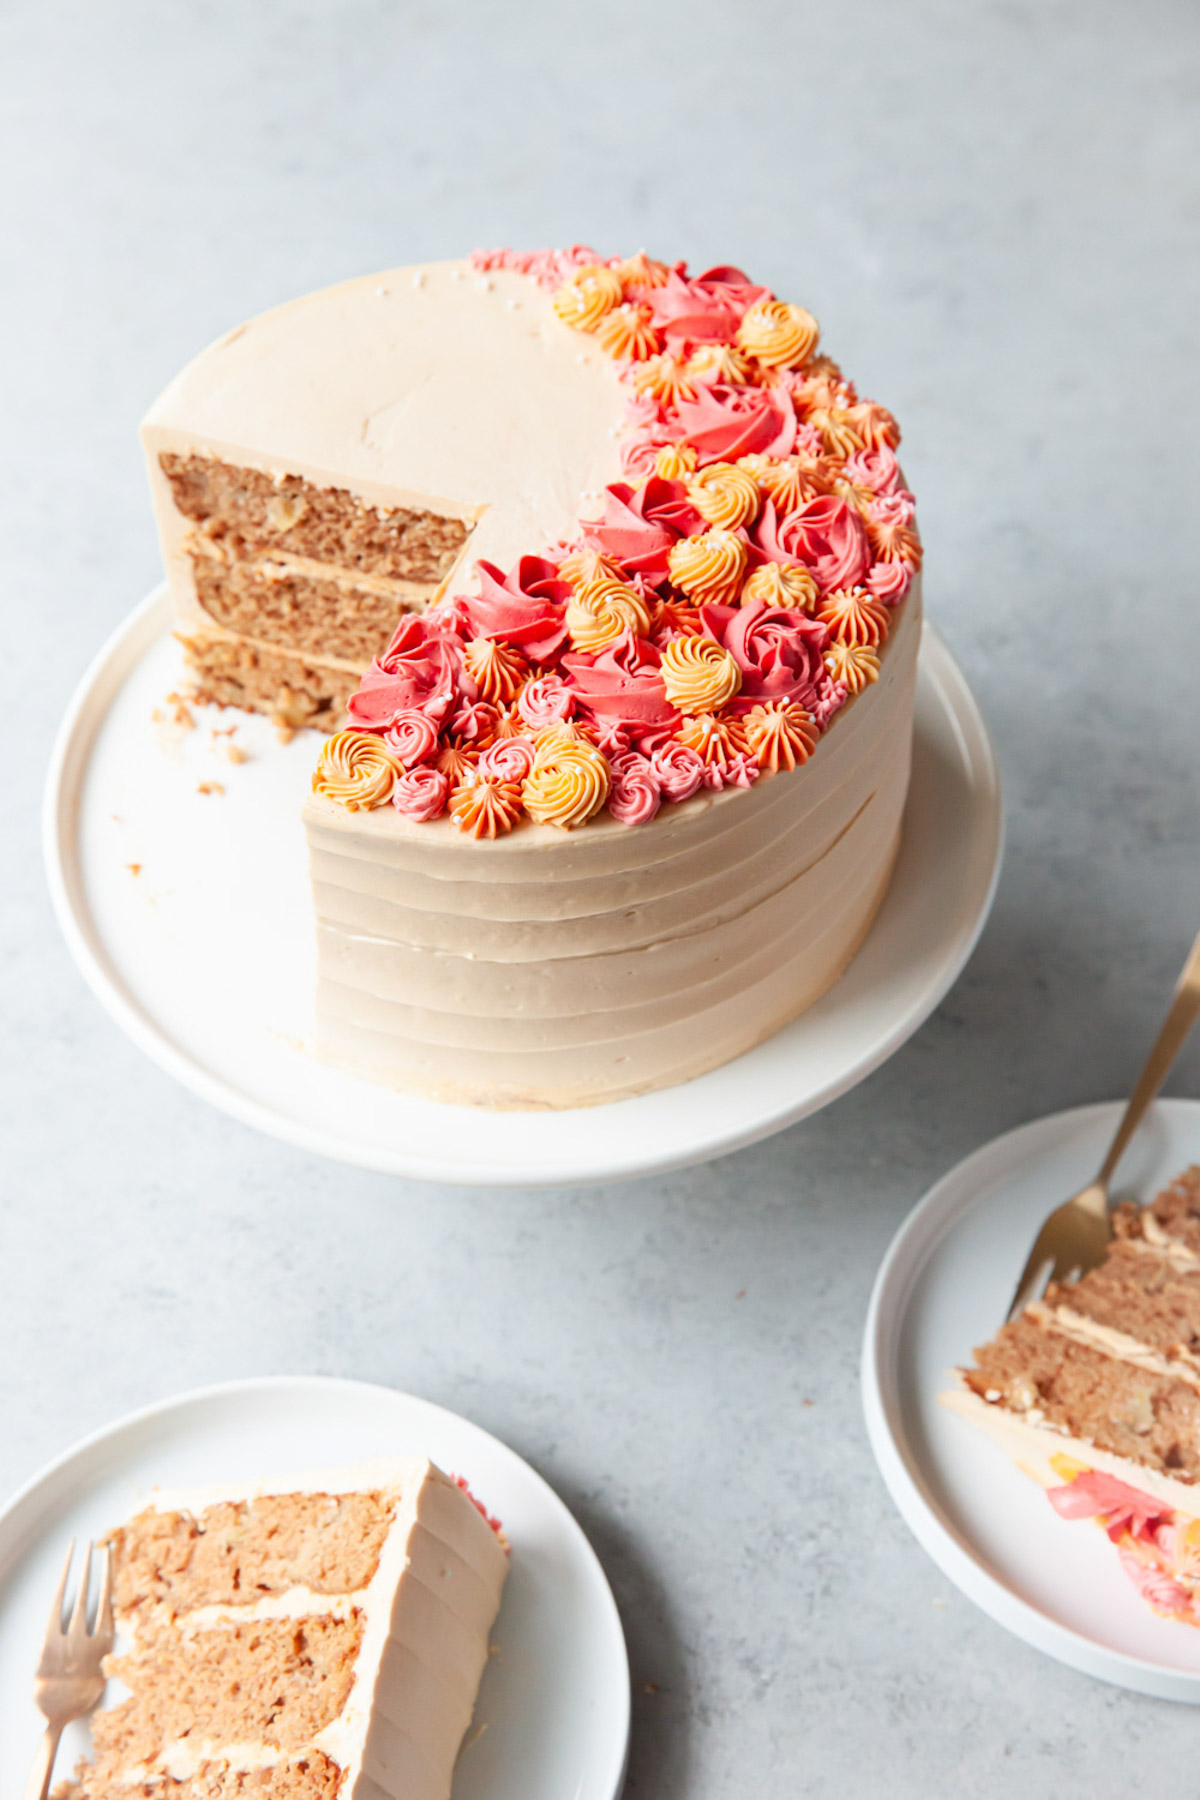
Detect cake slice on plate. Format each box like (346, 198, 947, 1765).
(63, 1456, 508, 1800)
(943, 1166, 1200, 1624)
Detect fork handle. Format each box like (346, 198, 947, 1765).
(24, 1725, 62, 1800)
(1097, 922, 1200, 1189)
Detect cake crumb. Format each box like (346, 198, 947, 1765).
(276, 723, 297, 745)
(643, 1681, 660, 1694)
(225, 743, 248, 764)
(165, 691, 195, 729)
(126, 863, 141, 876)
(197, 781, 225, 796)
(735, 1288, 746, 1300)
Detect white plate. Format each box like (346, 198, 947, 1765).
(44, 588, 1002, 1187)
(0, 1376, 630, 1800)
(863, 1097, 1200, 1701)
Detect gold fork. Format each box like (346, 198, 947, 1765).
(24, 1541, 113, 1800)
(1007, 921, 1200, 1322)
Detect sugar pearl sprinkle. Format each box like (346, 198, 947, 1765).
(320, 245, 919, 830)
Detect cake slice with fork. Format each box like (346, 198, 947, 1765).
(942, 1166, 1200, 1624)
(60, 1457, 508, 1800)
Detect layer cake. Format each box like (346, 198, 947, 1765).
(142, 246, 923, 1106)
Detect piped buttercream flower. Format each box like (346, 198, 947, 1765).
(383, 709, 439, 767)
(565, 578, 654, 653)
(522, 737, 611, 829)
(392, 763, 450, 822)
(632, 353, 697, 407)
(740, 562, 819, 611)
(676, 710, 749, 766)
(650, 740, 705, 802)
(463, 636, 527, 706)
(517, 674, 575, 731)
(617, 251, 671, 292)
(755, 457, 833, 514)
(686, 462, 761, 530)
(596, 303, 660, 361)
(847, 399, 901, 450)
(450, 776, 523, 838)
(607, 751, 662, 826)
(817, 587, 889, 647)
(686, 343, 759, 387)
(659, 635, 743, 714)
(666, 528, 749, 606)
(551, 263, 624, 331)
(744, 701, 818, 772)
(448, 699, 500, 747)
(806, 402, 864, 459)
(436, 743, 479, 783)
(824, 639, 880, 694)
(736, 299, 819, 370)
(312, 731, 402, 810)
(867, 560, 914, 604)
(653, 443, 699, 481)
(478, 735, 537, 782)
(866, 495, 923, 568)
(557, 547, 624, 595)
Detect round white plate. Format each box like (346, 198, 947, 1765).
(44, 588, 1002, 1187)
(863, 1097, 1200, 1701)
(0, 1376, 630, 1800)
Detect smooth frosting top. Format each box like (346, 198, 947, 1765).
(142, 258, 626, 568)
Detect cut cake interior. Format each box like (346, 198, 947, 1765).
(141, 260, 623, 730)
(63, 1456, 509, 1800)
(943, 1165, 1200, 1624)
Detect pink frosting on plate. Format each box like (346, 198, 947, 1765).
(1046, 1470, 1173, 1543)
(673, 384, 797, 464)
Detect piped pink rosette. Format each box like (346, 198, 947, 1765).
(321, 246, 920, 833)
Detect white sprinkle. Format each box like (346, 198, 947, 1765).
(475, 275, 494, 292)
(412, 270, 426, 289)
(375, 285, 388, 297)
(506, 297, 520, 310)
(452, 268, 464, 281)
(576, 351, 589, 363)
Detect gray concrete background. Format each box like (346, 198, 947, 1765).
(3, 1, 1200, 1792)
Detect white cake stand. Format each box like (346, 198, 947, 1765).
(44, 588, 1002, 1187)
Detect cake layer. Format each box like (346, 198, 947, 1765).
(964, 1312, 1200, 1480)
(1044, 1239, 1200, 1358)
(108, 1490, 396, 1615)
(93, 1612, 365, 1771)
(181, 629, 361, 730)
(142, 260, 626, 658)
(160, 454, 470, 583)
(191, 553, 419, 668)
(64, 1750, 345, 1800)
